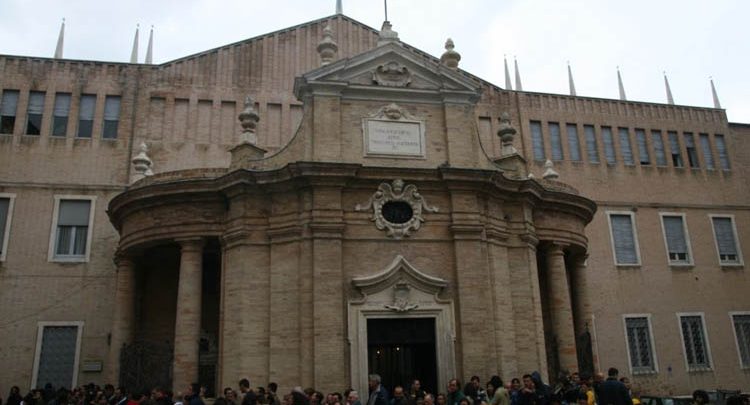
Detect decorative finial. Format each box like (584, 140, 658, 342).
(504, 55, 513, 90)
(131, 142, 154, 182)
(317, 23, 338, 66)
(663, 71, 674, 105)
(54, 18, 65, 59)
(440, 38, 461, 69)
(514, 56, 523, 91)
(145, 25, 154, 64)
(617, 66, 627, 101)
(238, 95, 260, 145)
(130, 24, 140, 64)
(568, 62, 577, 96)
(710, 77, 721, 109)
(497, 112, 518, 156)
(542, 160, 559, 180)
(377, 21, 399, 45)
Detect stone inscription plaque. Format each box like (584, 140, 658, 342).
(364, 119, 425, 157)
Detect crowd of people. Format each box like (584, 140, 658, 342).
(1, 368, 747, 405)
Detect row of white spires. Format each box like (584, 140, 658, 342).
(50, 15, 723, 110)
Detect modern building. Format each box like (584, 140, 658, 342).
(0, 9, 748, 398)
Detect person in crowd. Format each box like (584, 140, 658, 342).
(446, 379, 465, 405)
(691, 391, 709, 405)
(423, 395, 434, 405)
(225, 388, 238, 405)
(391, 387, 408, 405)
(469, 377, 487, 405)
(185, 384, 204, 405)
(7, 387, 22, 405)
(487, 376, 508, 405)
(346, 391, 361, 405)
(291, 389, 309, 405)
(240, 380, 258, 405)
(408, 381, 426, 405)
(267, 384, 280, 405)
(597, 368, 631, 405)
(519, 375, 537, 405)
(366, 375, 388, 405)
(509, 379, 521, 405)
(436, 394, 447, 405)
(577, 375, 594, 405)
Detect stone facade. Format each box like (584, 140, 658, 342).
(0, 13, 748, 396)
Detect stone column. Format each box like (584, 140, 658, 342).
(106, 255, 136, 383)
(571, 254, 596, 373)
(546, 242, 578, 374)
(172, 238, 205, 392)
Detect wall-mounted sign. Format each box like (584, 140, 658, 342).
(363, 103, 425, 158)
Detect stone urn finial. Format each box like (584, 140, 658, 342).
(497, 112, 518, 156)
(440, 38, 461, 69)
(317, 23, 338, 66)
(238, 95, 260, 145)
(377, 21, 399, 46)
(543, 159, 560, 180)
(131, 142, 153, 182)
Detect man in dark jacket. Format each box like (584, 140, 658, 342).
(596, 369, 631, 405)
(366, 375, 388, 405)
(239, 380, 257, 405)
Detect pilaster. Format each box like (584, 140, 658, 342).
(545, 242, 578, 374)
(106, 255, 136, 384)
(172, 238, 205, 392)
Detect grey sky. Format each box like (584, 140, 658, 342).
(1, 0, 747, 122)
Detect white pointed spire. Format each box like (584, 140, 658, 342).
(130, 24, 139, 64)
(336, 0, 343, 14)
(145, 25, 154, 64)
(663, 72, 674, 105)
(54, 18, 65, 59)
(514, 57, 523, 91)
(710, 77, 721, 109)
(504, 55, 512, 90)
(617, 66, 627, 101)
(568, 62, 576, 96)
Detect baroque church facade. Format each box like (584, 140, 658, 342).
(0, 10, 748, 396)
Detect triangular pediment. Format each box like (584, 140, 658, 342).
(295, 41, 481, 99)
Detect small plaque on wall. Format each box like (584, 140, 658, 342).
(362, 103, 426, 158)
(81, 360, 103, 372)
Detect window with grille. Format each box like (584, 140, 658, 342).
(679, 315, 711, 370)
(619, 127, 634, 165)
(699, 134, 714, 169)
(584, 125, 599, 163)
(52, 93, 71, 137)
(77, 94, 96, 138)
(53, 199, 92, 259)
(732, 314, 750, 368)
(602, 126, 616, 165)
(625, 316, 656, 373)
(33, 323, 82, 389)
(636, 129, 650, 165)
(668, 131, 683, 168)
(711, 216, 742, 265)
(661, 214, 692, 265)
(608, 213, 640, 265)
(26, 91, 45, 135)
(566, 124, 581, 161)
(530, 121, 545, 160)
(1, 90, 20, 134)
(102, 95, 120, 139)
(549, 122, 563, 161)
(651, 130, 667, 166)
(715, 134, 730, 170)
(684, 133, 699, 168)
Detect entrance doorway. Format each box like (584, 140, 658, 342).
(367, 318, 437, 394)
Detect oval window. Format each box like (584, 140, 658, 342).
(381, 201, 414, 224)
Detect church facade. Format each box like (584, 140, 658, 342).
(0, 13, 748, 396)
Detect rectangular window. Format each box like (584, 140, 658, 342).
(1, 90, 20, 134)
(679, 314, 712, 370)
(668, 131, 683, 167)
(619, 127, 634, 165)
(530, 121, 545, 160)
(715, 134, 730, 170)
(102, 95, 121, 139)
(51, 198, 93, 261)
(584, 125, 599, 163)
(77, 94, 96, 138)
(602, 126, 616, 165)
(731, 313, 750, 369)
(608, 212, 640, 265)
(699, 134, 714, 170)
(684, 132, 699, 168)
(651, 130, 667, 166)
(660, 214, 693, 265)
(0, 195, 14, 261)
(26, 91, 45, 135)
(566, 124, 581, 161)
(32, 322, 83, 389)
(635, 129, 650, 165)
(549, 122, 563, 161)
(52, 93, 71, 137)
(625, 316, 657, 374)
(711, 216, 742, 265)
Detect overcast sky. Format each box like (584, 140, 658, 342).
(1, 0, 747, 122)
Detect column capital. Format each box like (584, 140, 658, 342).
(113, 253, 135, 269)
(546, 241, 569, 256)
(176, 237, 206, 251)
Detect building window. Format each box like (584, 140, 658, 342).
(31, 322, 83, 389)
(618, 127, 634, 165)
(651, 130, 667, 166)
(77, 94, 96, 138)
(602, 126, 616, 165)
(684, 133, 699, 168)
(711, 215, 742, 265)
(660, 213, 693, 265)
(635, 129, 650, 165)
(584, 125, 599, 163)
(678, 314, 712, 371)
(52, 93, 71, 137)
(26, 91, 45, 135)
(715, 134, 730, 170)
(668, 131, 683, 168)
(1, 90, 20, 134)
(549, 122, 563, 161)
(530, 121, 545, 160)
(608, 212, 640, 265)
(624, 315, 657, 374)
(698, 134, 714, 170)
(566, 124, 581, 161)
(50, 197, 95, 262)
(102, 96, 121, 139)
(0, 194, 14, 261)
(731, 313, 750, 369)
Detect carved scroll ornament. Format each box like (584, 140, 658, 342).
(355, 179, 438, 239)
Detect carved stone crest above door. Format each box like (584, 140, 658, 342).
(372, 61, 412, 87)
